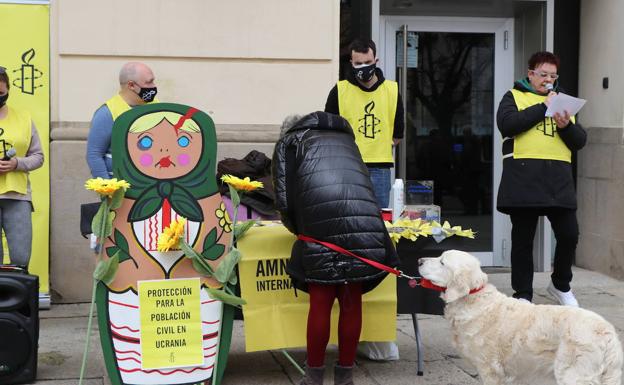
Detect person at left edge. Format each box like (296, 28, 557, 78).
(86, 62, 158, 179)
(0, 66, 45, 269)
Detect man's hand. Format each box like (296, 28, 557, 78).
(553, 111, 571, 129)
(393, 138, 401, 146)
(0, 158, 18, 173)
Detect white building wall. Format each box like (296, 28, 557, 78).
(49, 0, 340, 301)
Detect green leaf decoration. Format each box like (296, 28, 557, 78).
(110, 188, 125, 210)
(205, 287, 246, 306)
(90, 200, 109, 239)
(112, 230, 132, 263)
(181, 239, 215, 276)
(192, 258, 214, 277)
(214, 248, 241, 283)
(202, 244, 225, 261)
(180, 239, 204, 261)
(93, 252, 120, 285)
(228, 184, 240, 207)
(203, 228, 217, 251)
(201, 227, 225, 261)
(228, 272, 238, 286)
(234, 220, 256, 240)
(106, 246, 119, 258)
(103, 211, 116, 239)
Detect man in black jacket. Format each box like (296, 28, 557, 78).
(496, 51, 586, 306)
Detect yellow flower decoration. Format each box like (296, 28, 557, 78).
(385, 217, 474, 242)
(85, 177, 131, 197)
(221, 174, 263, 192)
(389, 231, 402, 244)
(157, 218, 186, 252)
(216, 202, 233, 233)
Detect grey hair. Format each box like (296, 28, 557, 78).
(280, 114, 303, 138)
(119, 62, 139, 84)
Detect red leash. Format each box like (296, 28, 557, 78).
(297, 234, 484, 294)
(297, 234, 404, 277)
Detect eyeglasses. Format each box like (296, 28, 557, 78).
(530, 70, 559, 80)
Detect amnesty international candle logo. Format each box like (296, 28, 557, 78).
(11, 48, 44, 95)
(358, 100, 381, 139)
(537, 117, 556, 137)
(138, 278, 204, 369)
(0, 127, 14, 160)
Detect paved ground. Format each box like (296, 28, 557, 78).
(26, 267, 624, 385)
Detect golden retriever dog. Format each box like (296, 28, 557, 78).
(418, 249, 623, 385)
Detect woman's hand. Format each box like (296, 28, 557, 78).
(0, 158, 17, 173)
(553, 111, 571, 129)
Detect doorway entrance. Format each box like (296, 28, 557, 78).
(381, 17, 514, 266)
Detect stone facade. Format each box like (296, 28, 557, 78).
(575, 0, 624, 280)
(576, 127, 624, 279)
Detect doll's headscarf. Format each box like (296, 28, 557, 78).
(111, 103, 218, 222)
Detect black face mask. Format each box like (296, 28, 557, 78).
(135, 86, 157, 102)
(0, 93, 8, 108)
(352, 63, 376, 82)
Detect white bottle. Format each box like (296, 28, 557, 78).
(390, 179, 404, 222)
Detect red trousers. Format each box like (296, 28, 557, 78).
(306, 282, 362, 367)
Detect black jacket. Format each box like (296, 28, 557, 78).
(216, 150, 277, 217)
(272, 111, 399, 293)
(496, 80, 587, 213)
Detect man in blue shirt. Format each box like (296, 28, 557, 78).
(86, 62, 158, 178)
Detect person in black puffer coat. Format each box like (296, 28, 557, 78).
(272, 111, 399, 385)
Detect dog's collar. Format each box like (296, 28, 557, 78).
(420, 278, 485, 295)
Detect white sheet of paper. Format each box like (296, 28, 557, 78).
(545, 92, 586, 117)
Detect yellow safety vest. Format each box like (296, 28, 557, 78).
(0, 106, 32, 194)
(104, 94, 159, 121)
(510, 89, 575, 163)
(337, 80, 397, 163)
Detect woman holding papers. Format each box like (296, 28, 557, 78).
(496, 51, 586, 307)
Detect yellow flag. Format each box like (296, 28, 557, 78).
(0, 3, 50, 295)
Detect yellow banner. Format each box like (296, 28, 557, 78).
(138, 278, 204, 369)
(238, 225, 396, 352)
(0, 3, 50, 294)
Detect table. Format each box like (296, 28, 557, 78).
(237, 225, 397, 352)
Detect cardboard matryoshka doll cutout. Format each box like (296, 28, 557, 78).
(96, 103, 234, 385)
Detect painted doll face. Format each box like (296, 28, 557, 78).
(127, 118, 202, 179)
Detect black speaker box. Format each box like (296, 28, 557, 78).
(0, 268, 39, 385)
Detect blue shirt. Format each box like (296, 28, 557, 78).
(86, 105, 114, 179)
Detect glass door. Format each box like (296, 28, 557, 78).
(382, 17, 514, 266)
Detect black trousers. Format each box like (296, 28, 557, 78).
(508, 207, 579, 301)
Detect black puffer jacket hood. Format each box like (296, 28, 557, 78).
(272, 111, 399, 293)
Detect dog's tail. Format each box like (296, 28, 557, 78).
(600, 330, 623, 385)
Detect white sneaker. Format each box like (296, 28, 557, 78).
(547, 282, 579, 307)
(517, 298, 532, 304)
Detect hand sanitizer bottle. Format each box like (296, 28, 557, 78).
(390, 179, 404, 222)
